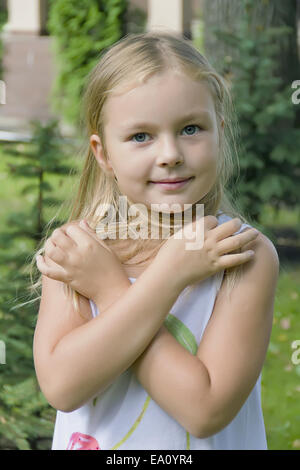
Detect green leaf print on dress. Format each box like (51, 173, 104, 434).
(163, 313, 198, 355)
(106, 313, 198, 450)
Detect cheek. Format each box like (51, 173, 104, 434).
(117, 156, 151, 182)
(115, 161, 148, 186)
(204, 133, 219, 156)
(192, 138, 219, 171)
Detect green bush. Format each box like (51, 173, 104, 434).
(0, 6, 8, 79)
(0, 121, 75, 449)
(47, 0, 128, 127)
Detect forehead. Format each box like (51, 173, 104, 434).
(103, 71, 216, 126)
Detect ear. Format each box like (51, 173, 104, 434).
(90, 134, 115, 177)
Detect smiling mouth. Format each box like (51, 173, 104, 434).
(149, 177, 194, 190)
(150, 176, 194, 183)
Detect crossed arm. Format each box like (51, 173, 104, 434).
(35, 230, 279, 438)
(130, 232, 279, 438)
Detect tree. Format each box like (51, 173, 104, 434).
(202, 0, 300, 222)
(47, 0, 128, 127)
(0, 0, 7, 79)
(0, 120, 75, 449)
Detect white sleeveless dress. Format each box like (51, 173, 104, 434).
(52, 212, 268, 450)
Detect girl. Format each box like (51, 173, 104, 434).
(33, 31, 279, 450)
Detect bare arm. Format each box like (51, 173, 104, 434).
(34, 215, 261, 435)
(131, 233, 279, 438)
(33, 257, 183, 413)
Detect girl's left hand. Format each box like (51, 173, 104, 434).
(36, 220, 129, 304)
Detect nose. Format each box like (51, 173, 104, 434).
(156, 135, 184, 167)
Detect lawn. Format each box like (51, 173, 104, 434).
(0, 143, 299, 450)
(261, 262, 300, 450)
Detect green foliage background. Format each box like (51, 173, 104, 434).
(0, 121, 77, 449)
(47, 0, 128, 126)
(203, 0, 300, 223)
(0, 5, 7, 78)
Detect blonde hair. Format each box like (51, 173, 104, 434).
(26, 30, 253, 316)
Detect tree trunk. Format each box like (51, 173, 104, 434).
(203, 0, 300, 75)
(203, 0, 300, 124)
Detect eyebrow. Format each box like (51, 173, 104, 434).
(120, 110, 213, 131)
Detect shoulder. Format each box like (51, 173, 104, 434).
(215, 229, 280, 339)
(255, 231, 279, 266)
(220, 228, 280, 309)
(216, 211, 279, 280)
(237, 230, 279, 284)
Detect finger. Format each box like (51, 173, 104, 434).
(44, 252, 67, 271)
(51, 227, 77, 250)
(203, 215, 219, 232)
(217, 228, 258, 255)
(36, 254, 68, 281)
(79, 219, 93, 230)
(79, 219, 114, 252)
(79, 219, 99, 241)
(210, 218, 243, 242)
(64, 223, 94, 247)
(47, 241, 66, 265)
(181, 215, 218, 239)
(45, 238, 65, 263)
(219, 249, 255, 269)
(80, 219, 106, 243)
(190, 215, 218, 231)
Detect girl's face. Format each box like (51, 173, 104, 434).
(91, 70, 222, 213)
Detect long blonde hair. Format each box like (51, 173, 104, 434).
(27, 30, 253, 315)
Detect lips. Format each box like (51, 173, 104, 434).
(149, 176, 194, 191)
(151, 177, 193, 183)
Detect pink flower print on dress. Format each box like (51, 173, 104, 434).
(67, 432, 100, 450)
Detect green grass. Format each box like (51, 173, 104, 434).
(261, 263, 300, 450)
(260, 203, 300, 229)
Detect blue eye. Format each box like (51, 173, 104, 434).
(130, 125, 201, 143)
(132, 133, 149, 143)
(182, 125, 201, 135)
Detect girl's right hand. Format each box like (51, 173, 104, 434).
(154, 216, 259, 289)
(36, 220, 130, 306)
